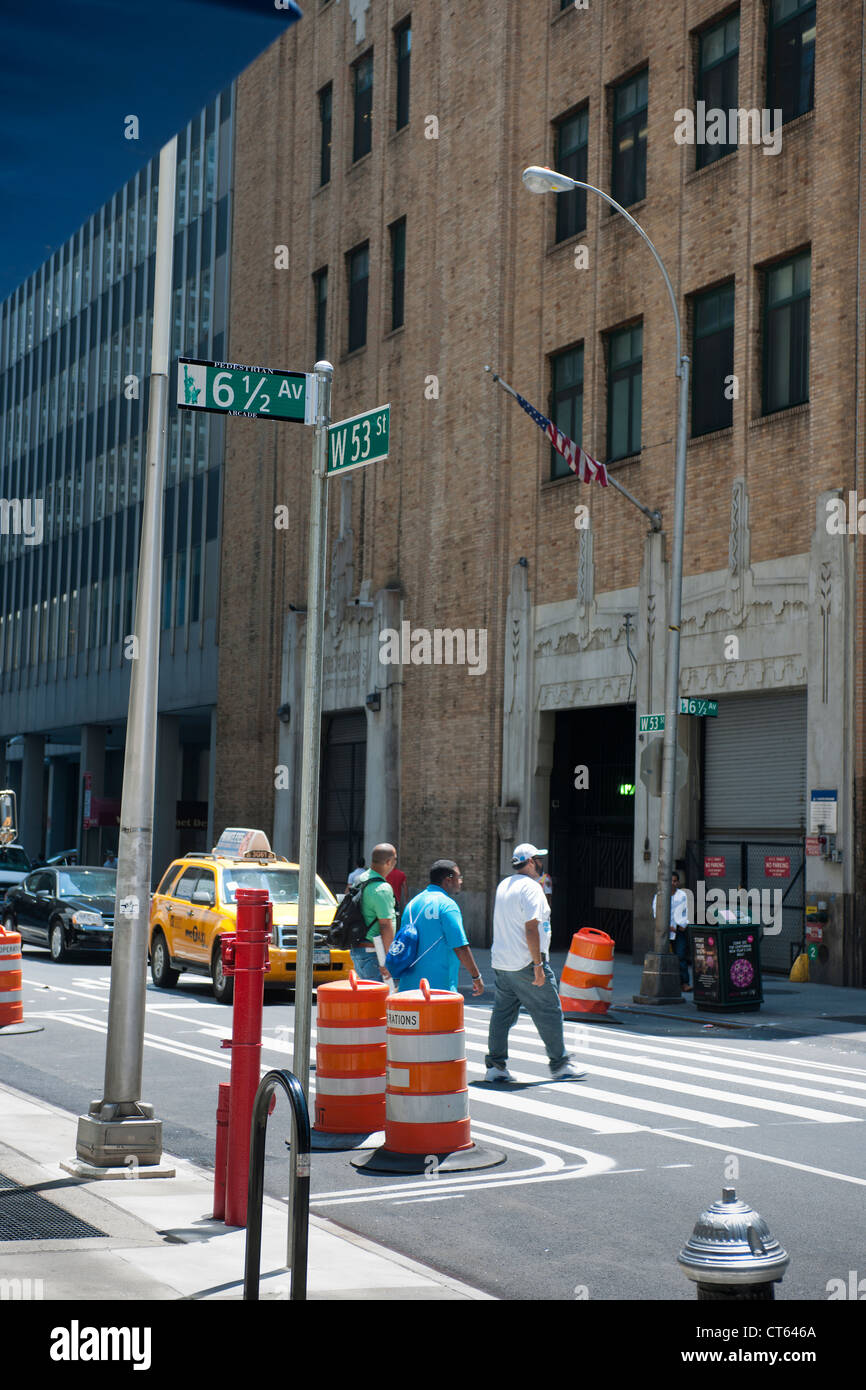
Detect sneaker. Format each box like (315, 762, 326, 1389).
(551, 1062, 586, 1081)
(485, 1065, 515, 1083)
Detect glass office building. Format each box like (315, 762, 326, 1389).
(0, 89, 234, 870)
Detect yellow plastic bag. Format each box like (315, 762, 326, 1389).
(789, 952, 810, 983)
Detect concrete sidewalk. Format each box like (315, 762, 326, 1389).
(0, 1083, 492, 1301)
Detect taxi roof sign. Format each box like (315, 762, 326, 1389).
(213, 828, 273, 860)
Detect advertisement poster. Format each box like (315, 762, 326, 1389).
(692, 933, 719, 1001)
(726, 932, 761, 1001)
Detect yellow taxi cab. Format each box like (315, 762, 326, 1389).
(148, 827, 351, 1003)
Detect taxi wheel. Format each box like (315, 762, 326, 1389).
(151, 931, 179, 989)
(212, 946, 234, 1005)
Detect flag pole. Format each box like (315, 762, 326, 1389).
(484, 365, 661, 530)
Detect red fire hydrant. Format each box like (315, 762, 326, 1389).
(217, 888, 271, 1228)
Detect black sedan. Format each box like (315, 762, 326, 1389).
(2, 866, 116, 960)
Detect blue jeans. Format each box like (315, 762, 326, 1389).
(349, 946, 382, 981)
(671, 930, 690, 986)
(485, 962, 569, 1072)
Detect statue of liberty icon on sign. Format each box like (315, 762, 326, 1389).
(183, 363, 201, 405)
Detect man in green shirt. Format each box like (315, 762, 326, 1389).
(350, 843, 397, 981)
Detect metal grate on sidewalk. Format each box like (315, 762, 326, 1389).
(0, 1173, 106, 1241)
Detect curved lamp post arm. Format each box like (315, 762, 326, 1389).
(522, 167, 683, 372)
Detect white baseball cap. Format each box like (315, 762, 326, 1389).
(512, 843, 547, 866)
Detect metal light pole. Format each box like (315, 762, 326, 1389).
(293, 360, 333, 1098)
(75, 138, 177, 1167)
(522, 167, 689, 1001)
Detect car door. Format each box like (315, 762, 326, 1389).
(187, 868, 218, 966)
(168, 867, 208, 965)
(12, 872, 43, 940)
(31, 870, 56, 945)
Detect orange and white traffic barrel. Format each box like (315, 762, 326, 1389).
(314, 971, 389, 1133)
(559, 928, 614, 1015)
(384, 979, 471, 1155)
(0, 927, 24, 1027)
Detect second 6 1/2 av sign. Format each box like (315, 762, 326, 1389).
(328, 404, 390, 475)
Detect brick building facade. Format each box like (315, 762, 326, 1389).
(216, 0, 865, 985)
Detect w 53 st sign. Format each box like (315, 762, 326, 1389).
(328, 405, 390, 475)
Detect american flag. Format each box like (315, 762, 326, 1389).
(514, 390, 609, 488)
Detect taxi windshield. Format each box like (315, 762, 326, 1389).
(220, 868, 333, 906)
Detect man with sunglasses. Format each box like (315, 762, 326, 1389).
(485, 843, 584, 1084)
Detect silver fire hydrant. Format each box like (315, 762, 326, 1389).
(678, 1188, 789, 1300)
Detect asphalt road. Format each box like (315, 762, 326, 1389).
(2, 946, 865, 1303)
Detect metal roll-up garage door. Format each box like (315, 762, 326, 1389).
(703, 690, 807, 836)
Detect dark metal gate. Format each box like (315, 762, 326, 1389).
(317, 710, 366, 892)
(685, 839, 805, 974)
(550, 829, 634, 952)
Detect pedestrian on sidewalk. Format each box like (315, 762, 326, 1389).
(346, 858, 366, 892)
(349, 844, 397, 982)
(393, 860, 484, 995)
(485, 844, 584, 1084)
(652, 869, 691, 991)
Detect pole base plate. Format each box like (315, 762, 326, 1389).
(75, 1112, 164, 1167)
(60, 1158, 176, 1180)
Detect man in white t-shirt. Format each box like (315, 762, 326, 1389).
(652, 869, 692, 991)
(485, 844, 584, 1084)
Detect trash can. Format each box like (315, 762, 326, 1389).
(688, 913, 763, 1012)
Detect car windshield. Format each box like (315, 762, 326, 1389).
(221, 868, 333, 906)
(58, 869, 116, 898)
(0, 848, 29, 869)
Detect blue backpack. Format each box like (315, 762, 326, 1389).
(385, 900, 443, 980)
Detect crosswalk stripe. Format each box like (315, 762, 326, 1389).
(497, 1029, 866, 1109)
(467, 1084, 643, 1134)
(475, 1066, 753, 1128)
(461, 1009, 866, 1082)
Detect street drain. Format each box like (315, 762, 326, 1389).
(827, 1016, 866, 1025)
(0, 1173, 106, 1241)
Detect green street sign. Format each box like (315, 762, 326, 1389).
(640, 700, 718, 733)
(328, 404, 390, 475)
(640, 714, 666, 733)
(177, 357, 312, 421)
(680, 698, 718, 717)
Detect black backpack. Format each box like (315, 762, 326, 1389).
(328, 877, 371, 950)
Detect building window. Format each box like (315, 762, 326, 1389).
(319, 84, 333, 186)
(768, 0, 816, 124)
(763, 251, 810, 414)
(395, 19, 411, 130)
(389, 218, 406, 331)
(607, 323, 642, 460)
(353, 51, 373, 162)
(696, 13, 740, 168)
(554, 107, 588, 242)
(611, 69, 648, 208)
(692, 282, 735, 436)
(347, 242, 369, 352)
(549, 346, 584, 480)
(313, 267, 328, 360)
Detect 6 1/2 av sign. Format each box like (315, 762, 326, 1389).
(328, 404, 390, 475)
(177, 357, 312, 421)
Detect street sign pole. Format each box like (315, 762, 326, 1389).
(293, 360, 332, 1103)
(75, 138, 178, 1167)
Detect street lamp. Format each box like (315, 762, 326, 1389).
(522, 165, 689, 1002)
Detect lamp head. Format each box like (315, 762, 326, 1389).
(522, 165, 577, 194)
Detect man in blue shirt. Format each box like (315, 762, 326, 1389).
(396, 860, 484, 995)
